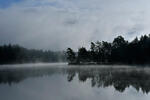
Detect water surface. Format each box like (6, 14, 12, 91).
(0, 63, 150, 100)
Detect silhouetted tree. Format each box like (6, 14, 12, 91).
(101, 41, 112, 62)
(90, 42, 96, 62)
(111, 36, 128, 63)
(0, 44, 66, 64)
(78, 47, 89, 62)
(66, 48, 76, 63)
(67, 34, 150, 64)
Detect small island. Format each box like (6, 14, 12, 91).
(66, 34, 150, 65)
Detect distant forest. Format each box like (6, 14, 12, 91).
(0, 44, 66, 64)
(66, 34, 150, 64)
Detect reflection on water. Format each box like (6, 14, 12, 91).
(67, 67, 150, 93)
(0, 64, 150, 94)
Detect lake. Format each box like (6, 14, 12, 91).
(0, 63, 150, 100)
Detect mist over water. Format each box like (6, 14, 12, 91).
(1, 0, 150, 100)
(0, 63, 150, 100)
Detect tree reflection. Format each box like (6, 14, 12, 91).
(0, 67, 59, 85)
(66, 68, 150, 93)
(0, 67, 150, 93)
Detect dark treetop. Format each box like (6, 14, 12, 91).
(0, 44, 66, 64)
(66, 34, 150, 64)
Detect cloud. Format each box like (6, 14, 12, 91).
(0, 0, 150, 50)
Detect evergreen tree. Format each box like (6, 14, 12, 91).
(66, 48, 76, 63)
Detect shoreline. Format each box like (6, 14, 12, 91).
(68, 62, 150, 67)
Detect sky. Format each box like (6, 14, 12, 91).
(0, 0, 150, 50)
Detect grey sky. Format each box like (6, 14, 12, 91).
(0, 0, 150, 50)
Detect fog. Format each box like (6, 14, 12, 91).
(1, 64, 150, 100)
(1, 0, 150, 50)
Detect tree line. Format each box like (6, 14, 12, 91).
(0, 44, 66, 64)
(66, 34, 150, 64)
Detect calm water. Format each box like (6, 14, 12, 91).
(0, 63, 150, 100)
